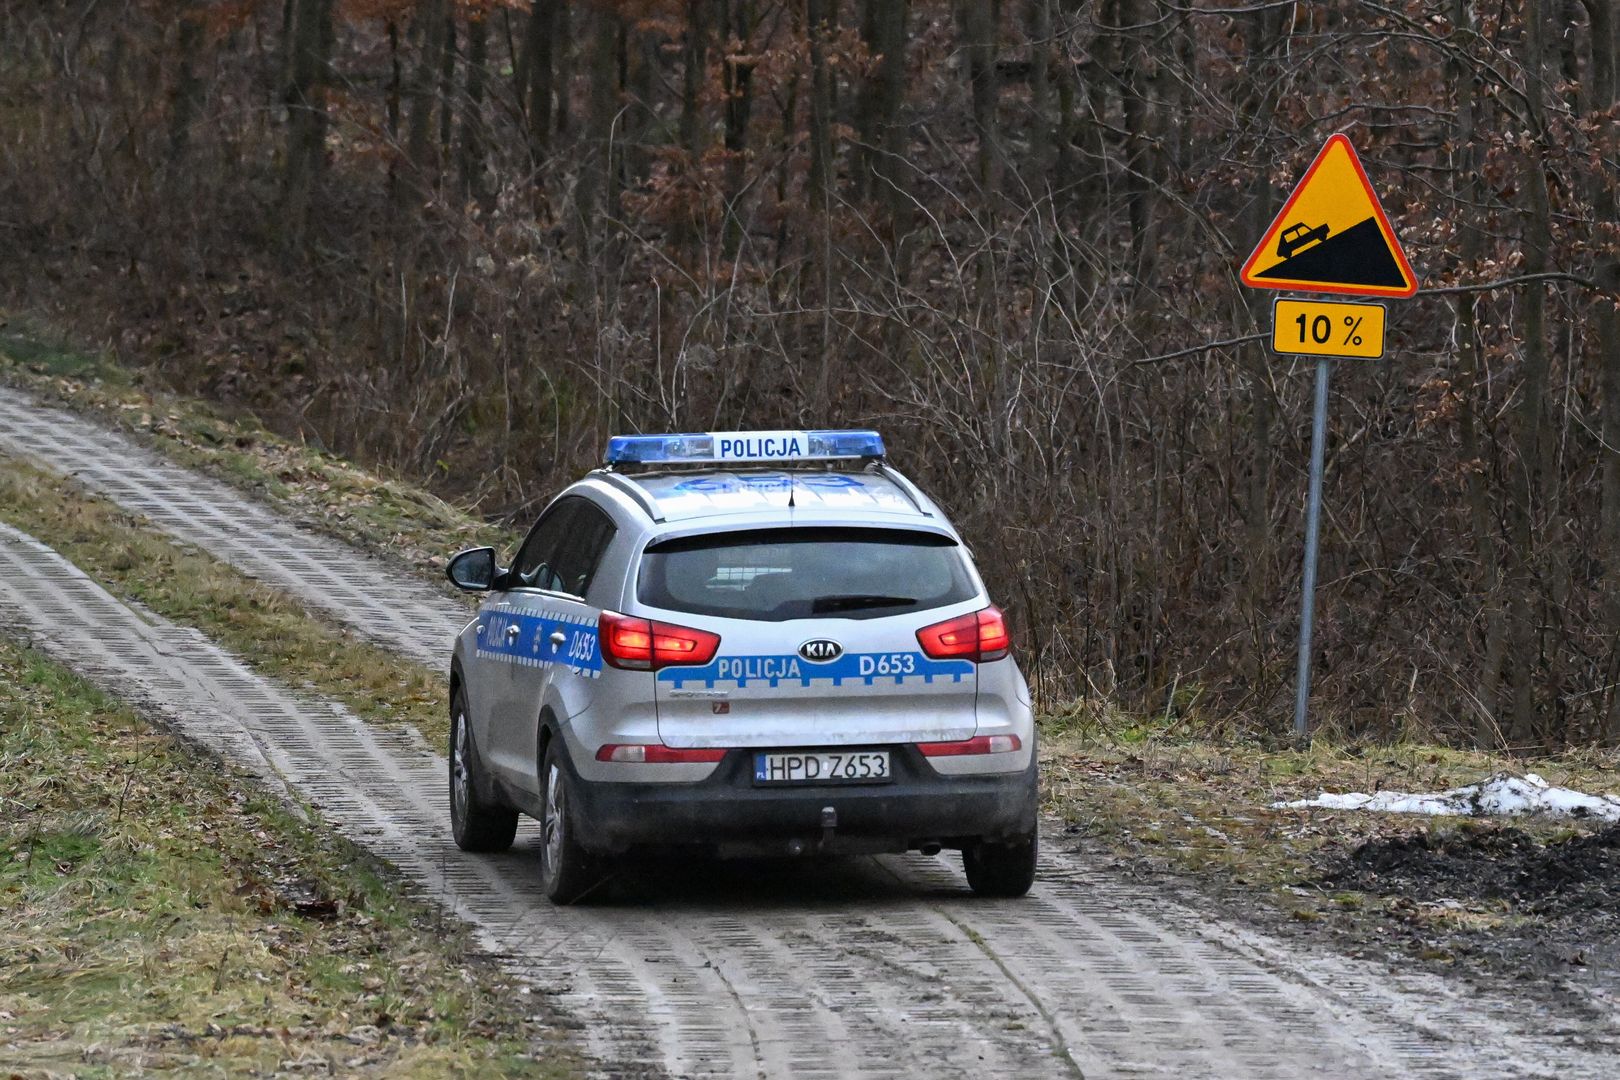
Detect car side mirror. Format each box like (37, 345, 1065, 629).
(446, 547, 501, 592)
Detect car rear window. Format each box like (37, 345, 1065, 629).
(637, 527, 977, 622)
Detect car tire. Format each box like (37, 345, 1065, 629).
(449, 690, 518, 853)
(539, 740, 598, 905)
(962, 830, 1038, 898)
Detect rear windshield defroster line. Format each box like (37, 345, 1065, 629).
(638, 527, 977, 623)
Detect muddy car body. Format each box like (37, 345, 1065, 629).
(445, 430, 1038, 902)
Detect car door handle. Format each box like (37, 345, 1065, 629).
(549, 630, 567, 648)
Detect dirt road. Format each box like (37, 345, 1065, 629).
(0, 385, 1610, 1078)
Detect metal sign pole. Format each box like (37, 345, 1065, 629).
(1293, 356, 1332, 740)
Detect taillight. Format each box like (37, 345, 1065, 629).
(650, 622, 720, 666)
(595, 743, 729, 763)
(601, 612, 654, 668)
(917, 734, 1022, 756)
(916, 605, 1010, 663)
(600, 612, 720, 671)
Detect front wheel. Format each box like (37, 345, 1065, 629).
(449, 692, 518, 852)
(539, 741, 599, 904)
(962, 831, 1038, 898)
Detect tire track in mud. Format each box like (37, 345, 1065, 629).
(0, 392, 467, 669)
(2, 384, 1612, 1078)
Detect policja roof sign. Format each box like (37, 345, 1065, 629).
(1240, 133, 1418, 298)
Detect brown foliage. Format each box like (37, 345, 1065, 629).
(1, 0, 1616, 748)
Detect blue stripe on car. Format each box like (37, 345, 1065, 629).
(475, 606, 602, 677)
(658, 651, 971, 689)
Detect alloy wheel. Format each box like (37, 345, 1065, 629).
(451, 712, 471, 824)
(543, 762, 565, 878)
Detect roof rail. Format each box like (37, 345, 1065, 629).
(872, 463, 933, 517)
(594, 471, 665, 522)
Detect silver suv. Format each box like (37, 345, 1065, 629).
(444, 431, 1038, 903)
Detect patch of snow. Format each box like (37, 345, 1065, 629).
(1272, 772, 1620, 822)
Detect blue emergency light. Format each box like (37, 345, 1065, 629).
(605, 429, 885, 465)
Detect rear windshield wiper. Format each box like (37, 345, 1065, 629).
(810, 594, 916, 614)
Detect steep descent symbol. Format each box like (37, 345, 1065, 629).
(1278, 222, 1329, 259)
(1240, 134, 1418, 298)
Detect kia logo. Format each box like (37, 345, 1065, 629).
(798, 638, 843, 663)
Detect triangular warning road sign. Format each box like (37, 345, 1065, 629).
(1240, 134, 1418, 298)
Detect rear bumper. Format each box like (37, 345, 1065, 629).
(566, 746, 1038, 857)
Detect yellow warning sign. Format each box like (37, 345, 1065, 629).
(1240, 134, 1418, 298)
(1271, 298, 1386, 359)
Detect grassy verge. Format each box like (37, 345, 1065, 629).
(1039, 704, 1619, 934)
(0, 458, 451, 750)
(0, 636, 578, 1078)
(0, 315, 515, 572)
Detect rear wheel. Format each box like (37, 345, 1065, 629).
(449, 691, 518, 852)
(963, 830, 1038, 898)
(539, 740, 598, 904)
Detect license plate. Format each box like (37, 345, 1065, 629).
(753, 750, 891, 785)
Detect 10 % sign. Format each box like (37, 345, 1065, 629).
(1271, 298, 1386, 359)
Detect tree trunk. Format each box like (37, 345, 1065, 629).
(956, 0, 999, 198)
(1026, 0, 1051, 185)
(875, 0, 907, 221)
(624, 20, 655, 184)
(1170, 12, 1194, 177)
(386, 19, 402, 202)
(1451, 0, 1506, 747)
(1239, 5, 1286, 694)
(805, 0, 836, 410)
(674, 0, 708, 251)
(523, 0, 557, 160)
(773, 55, 800, 268)
(168, 9, 204, 164)
(386, 19, 402, 139)
(278, 0, 296, 97)
(439, 15, 458, 155)
(681, 0, 708, 160)
(856, 0, 906, 215)
(1117, 0, 1153, 272)
(1053, 1, 1082, 220)
(806, 0, 835, 214)
(578, 4, 621, 237)
(403, 0, 449, 204)
(721, 0, 756, 257)
(555, 1, 574, 136)
(854, 0, 877, 201)
(282, 0, 333, 245)
(1504, 0, 1556, 748)
(1581, 0, 1620, 744)
(459, 15, 488, 205)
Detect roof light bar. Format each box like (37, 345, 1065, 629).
(605, 429, 885, 465)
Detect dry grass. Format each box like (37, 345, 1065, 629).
(1039, 703, 1620, 925)
(0, 637, 578, 1078)
(0, 457, 453, 750)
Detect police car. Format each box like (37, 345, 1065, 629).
(444, 430, 1038, 903)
